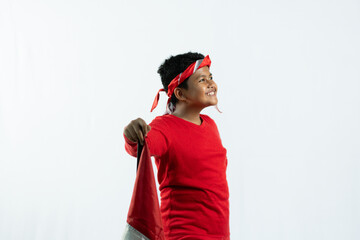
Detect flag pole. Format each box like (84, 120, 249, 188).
(136, 142, 143, 172)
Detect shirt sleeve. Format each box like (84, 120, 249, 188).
(146, 120, 169, 158)
(123, 116, 170, 158)
(124, 133, 138, 157)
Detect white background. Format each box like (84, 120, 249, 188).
(1, 0, 359, 239)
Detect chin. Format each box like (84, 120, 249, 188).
(207, 101, 218, 107)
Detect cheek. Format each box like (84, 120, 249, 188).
(189, 85, 205, 97)
(199, 86, 208, 96)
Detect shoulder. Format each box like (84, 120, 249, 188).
(149, 114, 173, 130)
(150, 114, 172, 125)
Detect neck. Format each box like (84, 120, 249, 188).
(172, 104, 203, 125)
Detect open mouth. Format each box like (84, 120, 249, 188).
(206, 91, 216, 96)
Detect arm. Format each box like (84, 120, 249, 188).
(123, 117, 169, 158)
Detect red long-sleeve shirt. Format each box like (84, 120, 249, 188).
(124, 114, 229, 240)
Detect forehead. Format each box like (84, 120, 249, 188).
(189, 66, 211, 80)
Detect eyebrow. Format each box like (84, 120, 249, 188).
(197, 73, 212, 79)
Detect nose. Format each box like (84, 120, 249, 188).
(207, 78, 216, 88)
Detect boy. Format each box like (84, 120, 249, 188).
(123, 52, 229, 240)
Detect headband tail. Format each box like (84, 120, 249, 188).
(150, 88, 165, 112)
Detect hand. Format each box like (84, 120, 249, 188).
(124, 118, 151, 145)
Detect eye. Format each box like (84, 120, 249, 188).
(199, 79, 205, 82)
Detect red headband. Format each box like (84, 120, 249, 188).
(150, 55, 212, 112)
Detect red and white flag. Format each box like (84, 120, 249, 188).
(122, 142, 165, 240)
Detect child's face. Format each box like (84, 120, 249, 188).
(182, 66, 218, 109)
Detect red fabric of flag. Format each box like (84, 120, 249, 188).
(126, 142, 165, 240)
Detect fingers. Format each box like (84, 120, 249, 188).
(124, 126, 138, 143)
(130, 124, 144, 145)
(137, 120, 147, 136)
(136, 118, 151, 139)
(124, 118, 151, 145)
(139, 118, 151, 136)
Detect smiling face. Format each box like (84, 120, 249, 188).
(177, 66, 218, 110)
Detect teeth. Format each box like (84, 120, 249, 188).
(207, 92, 215, 96)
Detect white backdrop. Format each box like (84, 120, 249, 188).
(1, 0, 359, 239)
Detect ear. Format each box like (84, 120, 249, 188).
(173, 87, 187, 102)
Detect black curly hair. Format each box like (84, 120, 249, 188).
(157, 52, 205, 111)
